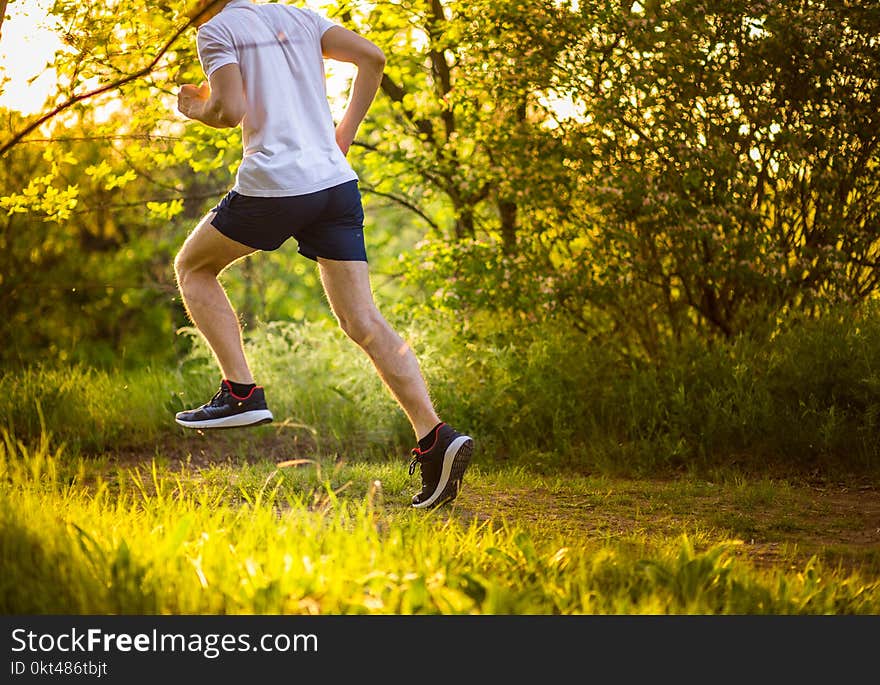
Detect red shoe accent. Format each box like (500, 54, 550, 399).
(222, 379, 260, 401)
(414, 422, 446, 454)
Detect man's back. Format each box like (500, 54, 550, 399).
(197, 1, 357, 196)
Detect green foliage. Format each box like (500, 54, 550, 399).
(3, 300, 880, 475)
(0, 0, 240, 365)
(2, 0, 878, 364)
(566, 0, 880, 347)
(0, 364, 180, 452)
(0, 105, 213, 365)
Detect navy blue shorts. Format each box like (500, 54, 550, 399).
(209, 180, 367, 261)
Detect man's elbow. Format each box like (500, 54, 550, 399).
(361, 44, 386, 71)
(209, 99, 245, 128)
(219, 108, 244, 128)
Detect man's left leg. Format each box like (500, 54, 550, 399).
(173, 212, 273, 429)
(317, 257, 473, 508)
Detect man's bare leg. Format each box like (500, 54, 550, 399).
(317, 257, 440, 441)
(174, 212, 257, 384)
(317, 257, 473, 508)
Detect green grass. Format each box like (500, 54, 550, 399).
(2, 429, 878, 615)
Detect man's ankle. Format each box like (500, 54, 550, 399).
(225, 379, 257, 397)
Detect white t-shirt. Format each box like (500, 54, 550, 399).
(197, 0, 358, 196)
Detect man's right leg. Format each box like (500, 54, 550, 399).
(316, 257, 439, 439)
(317, 257, 473, 508)
(173, 212, 273, 428)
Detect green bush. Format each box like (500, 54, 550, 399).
(2, 302, 879, 475)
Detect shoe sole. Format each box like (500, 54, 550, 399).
(175, 409, 274, 429)
(412, 435, 473, 509)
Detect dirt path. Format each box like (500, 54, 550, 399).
(453, 478, 880, 573)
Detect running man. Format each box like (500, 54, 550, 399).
(172, 0, 473, 509)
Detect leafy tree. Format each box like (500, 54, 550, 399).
(559, 0, 880, 352)
(0, 107, 199, 365)
(346, 0, 879, 357)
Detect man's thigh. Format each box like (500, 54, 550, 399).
(176, 211, 258, 276)
(317, 258, 377, 316)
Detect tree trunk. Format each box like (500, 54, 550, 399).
(455, 207, 475, 240)
(0, 1, 8, 41)
(498, 199, 518, 255)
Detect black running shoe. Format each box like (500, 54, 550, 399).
(409, 423, 474, 509)
(175, 381, 274, 429)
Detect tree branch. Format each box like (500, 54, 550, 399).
(359, 184, 439, 232)
(0, 5, 211, 158)
(380, 74, 436, 141)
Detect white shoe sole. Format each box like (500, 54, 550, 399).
(412, 435, 473, 509)
(175, 409, 274, 429)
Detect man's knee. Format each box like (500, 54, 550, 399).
(173, 250, 188, 281)
(175, 216, 252, 285)
(174, 248, 220, 286)
(173, 250, 200, 288)
(338, 309, 385, 347)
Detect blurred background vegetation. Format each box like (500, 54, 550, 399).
(1, 0, 878, 474)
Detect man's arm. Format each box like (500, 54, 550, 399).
(321, 25, 386, 155)
(177, 63, 246, 129)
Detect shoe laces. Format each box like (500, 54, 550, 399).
(408, 449, 421, 476)
(208, 386, 229, 408)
